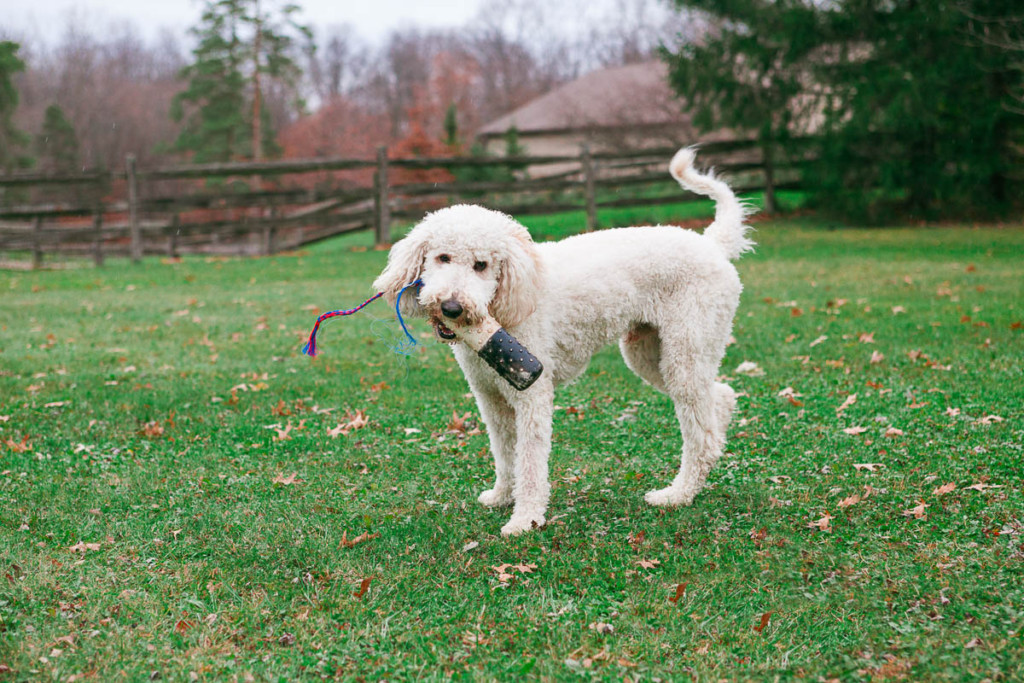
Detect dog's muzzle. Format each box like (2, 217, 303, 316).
(453, 318, 544, 391)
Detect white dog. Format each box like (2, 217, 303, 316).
(373, 148, 752, 535)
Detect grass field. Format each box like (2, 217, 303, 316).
(1, 204, 1022, 681)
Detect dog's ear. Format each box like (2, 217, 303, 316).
(372, 228, 428, 316)
(491, 226, 543, 329)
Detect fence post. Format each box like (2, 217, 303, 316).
(761, 139, 778, 214)
(168, 215, 179, 259)
(126, 154, 141, 263)
(32, 215, 43, 269)
(581, 143, 598, 231)
(262, 206, 277, 256)
(374, 146, 391, 247)
(92, 208, 104, 267)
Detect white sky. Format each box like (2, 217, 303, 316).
(3, 0, 486, 46)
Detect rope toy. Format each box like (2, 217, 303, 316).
(301, 278, 543, 391)
(301, 280, 422, 357)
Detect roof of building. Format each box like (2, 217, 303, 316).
(477, 61, 689, 137)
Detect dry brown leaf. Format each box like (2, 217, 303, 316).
(669, 582, 688, 604)
(753, 611, 774, 633)
(836, 394, 858, 415)
(933, 482, 956, 496)
(884, 427, 905, 438)
(448, 411, 471, 433)
(843, 426, 868, 435)
(637, 559, 661, 569)
(339, 531, 380, 549)
(588, 622, 614, 634)
(272, 472, 300, 486)
(3, 436, 32, 453)
(853, 463, 884, 472)
(352, 578, 371, 599)
(838, 494, 861, 508)
(903, 502, 928, 519)
(68, 542, 101, 553)
(858, 332, 876, 344)
(807, 513, 833, 532)
(174, 619, 194, 635)
(870, 350, 885, 364)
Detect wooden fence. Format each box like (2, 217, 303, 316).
(0, 138, 799, 268)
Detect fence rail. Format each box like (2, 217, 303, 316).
(0, 137, 795, 268)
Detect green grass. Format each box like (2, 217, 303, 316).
(1, 209, 1022, 681)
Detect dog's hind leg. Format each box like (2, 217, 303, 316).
(470, 385, 517, 508)
(644, 323, 733, 507)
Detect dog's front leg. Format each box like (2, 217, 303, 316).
(501, 380, 554, 536)
(471, 385, 516, 508)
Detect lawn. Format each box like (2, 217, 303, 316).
(1, 206, 1022, 681)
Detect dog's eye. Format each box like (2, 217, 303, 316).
(473, 261, 487, 272)
(438, 254, 451, 264)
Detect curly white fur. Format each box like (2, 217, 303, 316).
(373, 148, 752, 536)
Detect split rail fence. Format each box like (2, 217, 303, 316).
(0, 138, 802, 268)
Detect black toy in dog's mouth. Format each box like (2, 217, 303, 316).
(444, 316, 544, 391)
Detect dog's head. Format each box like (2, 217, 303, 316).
(372, 205, 543, 340)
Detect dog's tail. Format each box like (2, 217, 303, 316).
(668, 147, 754, 261)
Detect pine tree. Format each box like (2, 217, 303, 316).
(171, 0, 312, 164)
(662, 1, 823, 213)
(443, 102, 459, 148)
(0, 41, 32, 172)
(663, 1, 1023, 221)
(35, 104, 80, 173)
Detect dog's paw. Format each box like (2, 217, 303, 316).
(644, 485, 697, 507)
(500, 514, 545, 536)
(478, 488, 514, 508)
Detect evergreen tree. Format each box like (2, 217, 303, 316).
(35, 104, 80, 173)
(812, 0, 1022, 220)
(662, 1, 823, 213)
(443, 102, 459, 148)
(0, 41, 32, 172)
(664, 1, 1023, 221)
(171, 0, 311, 164)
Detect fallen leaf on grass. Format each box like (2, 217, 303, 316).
(735, 361, 764, 376)
(669, 582, 688, 603)
(976, 415, 1004, 425)
(964, 482, 1002, 492)
(843, 426, 868, 435)
(870, 351, 885, 364)
(174, 619, 194, 635)
(858, 332, 875, 344)
(753, 611, 774, 633)
(491, 563, 537, 583)
(3, 436, 32, 452)
(810, 335, 828, 347)
(903, 502, 928, 519)
(448, 411, 472, 432)
(273, 424, 293, 441)
(933, 482, 956, 496)
(588, 622, 614, 634)
(807, 513, 833, 532)
(637, 559, 661, 569)
(352, 578, 371, 599)
(327, 409, 370, 437)
(838, 494, 861, 508)
(836, 394, 857, 415)
(272, 472, 300, 486)
(884, 427, 905, 438)
(68, 542, 101, 553)
(768, 475, 791, 484)
(853, 463, 884, 472)
(339, 531, 379, 548)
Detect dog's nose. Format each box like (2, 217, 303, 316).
(440, 299, 463, 319)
